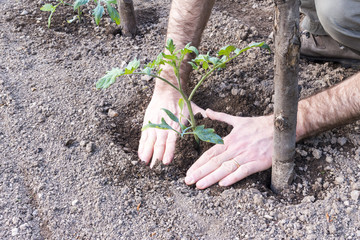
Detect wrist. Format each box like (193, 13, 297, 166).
(296, 102, 308, 141)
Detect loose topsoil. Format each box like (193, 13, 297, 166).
(1, 0, 360, 239)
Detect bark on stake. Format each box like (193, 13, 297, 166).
(117, 0, 137, 37)
(271, 0, 300, 194)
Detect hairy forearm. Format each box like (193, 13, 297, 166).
(155, 0, 215, 93)
(296, 72, 360, 140)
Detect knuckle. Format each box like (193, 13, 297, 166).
(221, 161, 236, 172)
(239, 165, 251, 178)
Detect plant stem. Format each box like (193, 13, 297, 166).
(131, 72, 180, 92)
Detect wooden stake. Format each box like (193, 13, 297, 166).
(117, 0, 137, 37)
(271, 0, 300, 194)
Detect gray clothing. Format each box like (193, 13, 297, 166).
(300, 0, 360, 53)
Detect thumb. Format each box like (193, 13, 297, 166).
(206, 108, 236, 126)
(191, 102, 207, 118)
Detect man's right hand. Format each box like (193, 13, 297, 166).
(138, 89, 205, 168)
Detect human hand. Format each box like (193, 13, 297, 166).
(138, 89, 206, 168)
(185, 109, 274, 189)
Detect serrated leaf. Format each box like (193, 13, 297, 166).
(166, 39, 176, 54)
(233, 42, 271, 56)
(178, 98, 184, 112)
(202, 61, 209, 70)
(93, 5, 104, 25)
(161, 108, 179, 123)
(142, 118, 175, 131)
(142, 67, 152, 76)
(153, 53, 165, 67)
(106, 3, 120, 25)
(218, 45, 236, 58)
(74, 0, 89, 10)
(193, 125, 224, 144)
(40, 4, 55, 12)
(188, 61, 198, 70)
(209, 57, 220, 65)
(162, 54, 178, 61)
(187, 46, 199, 55)
(193, 54, 209, 64)
(96, 68, 124, 89)
(124, 58, 140, 74)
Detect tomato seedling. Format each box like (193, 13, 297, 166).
(96, 39, 270, 144)
(40, 0, 120, 28)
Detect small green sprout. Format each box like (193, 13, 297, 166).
(96, 39, 270, 145)
(40, 0, 120, 28)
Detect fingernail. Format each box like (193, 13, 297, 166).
(219, 181, 228, 187)
(185, 176, 195, 185)
(196, 181, 205, 189)
(163, 158, 170, 165)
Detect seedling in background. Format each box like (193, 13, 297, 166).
(40, 0, 120, 28)
(96, 39, 270, 145)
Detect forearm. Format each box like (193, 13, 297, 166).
(155, 0, 215, 93)
(296, 72, 360, 140)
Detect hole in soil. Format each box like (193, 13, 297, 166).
(99, 86, 334, 205)
(136, 7, 160, 27)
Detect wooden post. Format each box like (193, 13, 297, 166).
(271, 0, 300, 194)
(117, 0, 137, 37)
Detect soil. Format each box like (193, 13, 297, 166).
(1, 0, 360, 239)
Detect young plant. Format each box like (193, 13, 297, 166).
(40, 0, 72, 28)
(40, 0, 120, 28)
(96, 39, 270, 145)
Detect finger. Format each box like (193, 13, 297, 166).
(138, 130, 149, 162)
(219, 160, 271, 187)
(185, 145, 230, 185)
(195, 159, 239, 189)
(186, 143, 227, 176)
(206, 108, 236, 126)
(163, 131, 177, 165)
(150, 130, 167, 168)
(140, 129, 156, 165)
(191, 102, 207, 118)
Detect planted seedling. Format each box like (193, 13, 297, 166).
(96, 39, 270, 145)
(40, 0, 120, 28)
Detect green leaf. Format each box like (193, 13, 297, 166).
(178, 98, 184, 112)
(73, 0, 89, 10)
(153, 53, 165, 67)
(96, 68, 124, 89)
(40, 4, 55, 12)
(106, 3, 121, 25)
(218, 45, 236, 58)
(142, 118, 175, 131)
(193, 125, 224, 144)
(187, 46, 199, 55)
(161, 108, 179, 123)
(181, 43, 199, 56)
(193, 54, 209, 64)
(233, 42, 271, 56)
(142, 67, 152, 76)
(260, 43, 271, 52)
(202, 61, 209, 70)
(166, 39, 176, 54)
(209, 57, 220, 65)
(106, 0, 117, 4)
(124, 58, 140, 74)
(93, 4, 104, 25)
(188, 61, 199, 70)
(162, 54, 178, 61)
